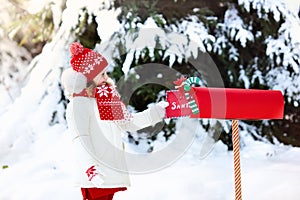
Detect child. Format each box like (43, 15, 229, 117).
(61, 42, 168, 200)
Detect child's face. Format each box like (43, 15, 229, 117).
(94, 70, 108, 86)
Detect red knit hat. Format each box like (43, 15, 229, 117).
(61, 42, 108, 94)
(70, 42, 108, 82)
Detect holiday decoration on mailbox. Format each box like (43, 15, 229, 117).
(165, 77, 284, 200)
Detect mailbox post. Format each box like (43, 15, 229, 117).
(166, 77, 284, 200)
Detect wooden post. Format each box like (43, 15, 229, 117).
(232, 120, 242, 200)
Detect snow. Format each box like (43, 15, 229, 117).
(117, 13, 214, 76)
(1, 122, 300, 200)
(239, 68, 250, 89)
(96, 8, 122, 43)
(224, 7, 254, 48)
(118, 144, 300, 200)
(284, 0, 300, 16)
(0, 39, 31, 112)
(1, 0, 300, 199)
(235, 0, 300, 102)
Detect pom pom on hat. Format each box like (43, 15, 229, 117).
(70, 42, 84, 56)
(61, 68, 87, 94)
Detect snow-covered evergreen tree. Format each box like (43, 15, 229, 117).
(112, 0, 300, 147)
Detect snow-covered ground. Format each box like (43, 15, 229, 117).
(118, 143, 300, 200)
(0, 121, 300, 200)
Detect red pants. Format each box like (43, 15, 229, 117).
(81, 187, 127, 200)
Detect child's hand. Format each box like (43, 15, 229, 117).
(151, 101, 169, 119)
(156, 101, 169, 109)
(85, 165, 105, 186)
